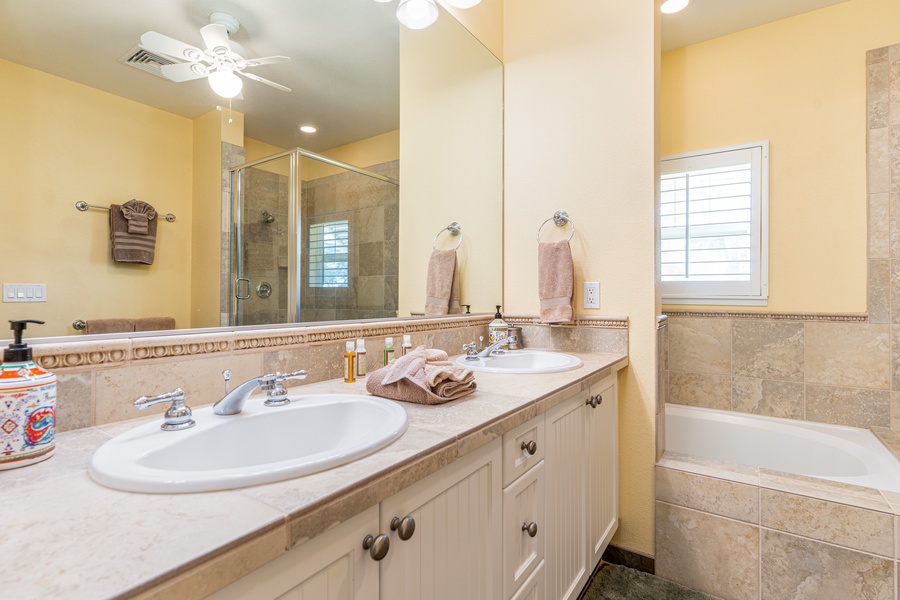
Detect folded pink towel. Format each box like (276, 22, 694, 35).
(538, 240, 574, 324)
(424, 249, 460, 316)
(366, 346, 476, 405)
(85, 318, 135, 335)
(134, 317, 176, 332)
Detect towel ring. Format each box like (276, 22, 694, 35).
(536, 210, 575, 243)
(433, 222, 463, 250)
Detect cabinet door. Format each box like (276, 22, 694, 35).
(379, 439, 502, 600)
(209, 505, 380, 600)
(511, 559, 545, 600)
(587, 376, 619, 569)
(503, 460, 544, 599)
(544, 392, 588, 600)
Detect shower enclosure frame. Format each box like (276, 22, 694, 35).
(228, 147, 399, 327)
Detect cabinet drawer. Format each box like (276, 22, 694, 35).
(511, 559, 545, 600)
(502, 415, 544, 487)
(503, 460, 544, 599)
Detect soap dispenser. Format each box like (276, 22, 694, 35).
(488, 305, 508, 344)
(0, 320, 56, 470)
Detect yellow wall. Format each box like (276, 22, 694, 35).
(440, 0, 504, 60)
(661, 0, 900, 313)
(190, 109, 242, 329)
(399, 11, 504, 316)
(504, 0, 659, 554)
(0, 58, 194, 337)
(306, 130, 400, 180)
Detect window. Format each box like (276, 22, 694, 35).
(309, 220, 349, 288)
(660, 141, 769, 305)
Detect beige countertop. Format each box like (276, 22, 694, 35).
(1, 351, 627, 600)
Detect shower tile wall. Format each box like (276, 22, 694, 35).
(664, 43, 900, 432)
(300, 160, 399, 322)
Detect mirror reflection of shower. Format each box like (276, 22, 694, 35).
(230, 148, 400, 327)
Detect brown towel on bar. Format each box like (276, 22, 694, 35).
(110, 200, 158, 264)
(366, 346, 476, 405)
(538, 240, 574, 324)
(424, 249, 460, 316)
(85, 318, 135, 335)
(134, 317, 176, 332)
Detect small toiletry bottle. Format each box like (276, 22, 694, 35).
(343, 341, 356, 383)
(355, 339, 367, 378)
(383, 337, 395, 365)
(488, 305, 508, 344)
(401, 334, 412, 356)
(0, 320, 56, 471)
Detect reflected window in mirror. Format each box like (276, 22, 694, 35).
(309, 220, 350, 288)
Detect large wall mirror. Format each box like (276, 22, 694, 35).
(0, 0, 502, 338)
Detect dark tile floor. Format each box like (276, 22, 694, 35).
(580, 564, 721, 600)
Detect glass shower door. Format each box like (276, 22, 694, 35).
(231, 153, 298, 326)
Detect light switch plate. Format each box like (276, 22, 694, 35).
(583, 282, 600, 309)
(3, 284, 47, 303)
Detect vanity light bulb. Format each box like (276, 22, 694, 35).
(660, 0, 689, 14)
(397, 0, 439, 30)
(208, 69, 243, 99)
(443, 0, 481, 8)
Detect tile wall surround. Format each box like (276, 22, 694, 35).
(656, 452, 900, 599)
(32, 313, 628, 434)
(662, 43, 900, 432)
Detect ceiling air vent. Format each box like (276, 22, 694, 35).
(118, 45, 179, 78)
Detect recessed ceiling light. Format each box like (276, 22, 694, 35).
(299, 125, 317, 133)
(660, 0, 689, 14)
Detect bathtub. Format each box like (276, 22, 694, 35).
(665, 403, 900, 493)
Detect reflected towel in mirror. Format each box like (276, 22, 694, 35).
(109, 200, 157, 264)
(424, 249, 460, 316)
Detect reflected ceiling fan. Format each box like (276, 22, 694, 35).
(140, 12, 290, 98)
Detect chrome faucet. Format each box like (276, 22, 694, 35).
(133, 387, 195, 431)
(213, 370, 308, 415)
(465, 336, 516, 359)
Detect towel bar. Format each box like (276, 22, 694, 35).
(536, 210, 575, 243)
(433, 222, 462, 250)
(75, 201, 176, 223)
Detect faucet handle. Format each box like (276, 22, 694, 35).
(133, 388, 195, 431)
(264, 370, 309, 407)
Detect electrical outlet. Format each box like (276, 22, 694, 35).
(583, 282, 600, 309)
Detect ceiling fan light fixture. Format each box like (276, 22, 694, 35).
(397, 0, 439, 30)
(660, 0, 689, 14)
(443, 0, 482, 8)
(208, 66, 243, 98)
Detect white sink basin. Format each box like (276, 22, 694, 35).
(455, 350, 582, 374)
(89, 394, 408, 494)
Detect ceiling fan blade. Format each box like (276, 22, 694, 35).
(200, 23, 231, 54)
(160, 62, 209, 82)
(243, 56, 291, 67)
(238, 71, 292, 92)
(140, 31, 205, 62)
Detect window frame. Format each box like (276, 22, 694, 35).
(660, 140, 769, 306)
(308, 220, 350, 289)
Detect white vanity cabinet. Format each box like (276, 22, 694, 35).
(544, 374, 619, 600)
(209, 373, 619, 600)
(378, 440, 502, 599)
(208, 505, 380, 600)
(210, 440, 502, 600)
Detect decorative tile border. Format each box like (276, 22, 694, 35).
(30, 316, 494, 370)
(505, 314, 629, 328)
(663, 310, 868, 323)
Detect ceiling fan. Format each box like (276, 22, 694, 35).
(139, 12, 291, 99)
